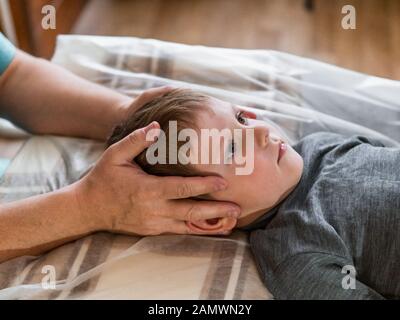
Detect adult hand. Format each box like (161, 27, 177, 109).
(74, 121, 241, 236)
(0, 86, 239, 264)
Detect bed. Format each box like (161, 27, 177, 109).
(0, 35, 399, 299)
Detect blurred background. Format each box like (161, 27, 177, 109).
(1, 0, 399, 79)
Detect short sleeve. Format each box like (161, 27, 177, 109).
(0, 33, 16, 75)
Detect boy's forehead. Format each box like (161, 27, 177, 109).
(198, 98, 235, 129)
(209, 97, 236, 112)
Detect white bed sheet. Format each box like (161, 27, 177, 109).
(0, 35, 399, 300)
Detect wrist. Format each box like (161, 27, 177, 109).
(113, 97, 133, 124)
(67, 179, 109, 233)
(102, 97, 132, 142)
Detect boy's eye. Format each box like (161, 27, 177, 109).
(236, 111, 248, 125)
(228, 140, 236, 158)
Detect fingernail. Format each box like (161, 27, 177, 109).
(146, 127, 160, 142)
(144, 121, 159, 133)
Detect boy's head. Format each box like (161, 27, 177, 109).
(107, 89, 304, 231)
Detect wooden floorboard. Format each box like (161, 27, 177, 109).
(73, 0, 400, 80)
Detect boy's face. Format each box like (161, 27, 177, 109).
(190, 97, 304, 228)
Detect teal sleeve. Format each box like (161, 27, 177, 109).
(0, 158, 10, 178)
(0, 33, 16, 177)
(0, 33, 16, 75)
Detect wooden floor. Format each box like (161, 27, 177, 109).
(73, 0, 400, 80)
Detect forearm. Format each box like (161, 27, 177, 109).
(0, 183, 101, 263)
(0, 50, 131, 140)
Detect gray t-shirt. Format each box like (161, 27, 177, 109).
(241, 132, 400, 299)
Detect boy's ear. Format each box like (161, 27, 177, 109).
(186, 217, 237, 233)
(187, 194, 237, 233)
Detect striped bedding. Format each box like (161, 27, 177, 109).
(1, 35, 399, 299)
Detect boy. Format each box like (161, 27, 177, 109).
(107, 89, 400, 299)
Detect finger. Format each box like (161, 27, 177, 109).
(165, 220, 232, 236)
(154, 175, 229, 199)
(164, 199, 241, 221)
(108, 121, 160, 164)
(133, 86, 175, 107)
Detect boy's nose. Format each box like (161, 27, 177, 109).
(254, 125, 270, 148)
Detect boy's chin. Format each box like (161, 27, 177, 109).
(236, 207, 273, 228)
(286, 148, 304, 180)
(293, 153, 304, 182)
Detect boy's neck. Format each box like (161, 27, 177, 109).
(236, 184, 298, 228)
(236, 208, 268, 228)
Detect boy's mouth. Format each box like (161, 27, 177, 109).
(277, 141, 287, 163)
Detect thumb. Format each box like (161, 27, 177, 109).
(109, 121, 160, 164)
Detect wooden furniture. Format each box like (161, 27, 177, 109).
(304, 0, 314, 11)
(7, 0, 87, 58)
(74, 0, 400, 80)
